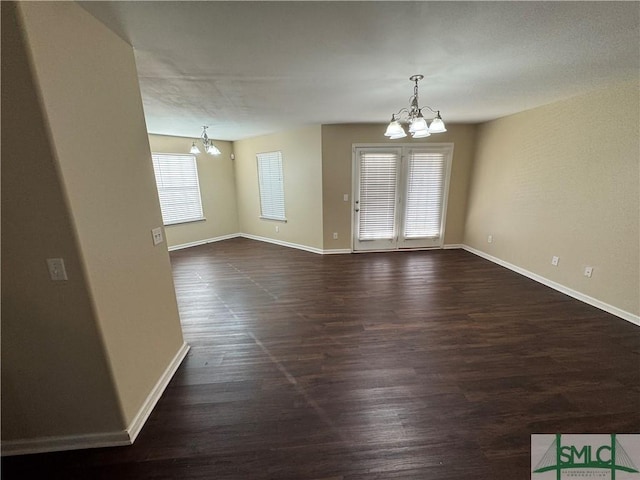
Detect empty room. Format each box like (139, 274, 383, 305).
(2, 1, 639, 479)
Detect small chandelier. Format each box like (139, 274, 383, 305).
(384, 74, 447, 139)
(190, 126, 221, 155)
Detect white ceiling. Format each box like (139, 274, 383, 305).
(79, 1, 639, 141)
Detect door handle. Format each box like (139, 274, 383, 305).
(355, 209, 359, 212)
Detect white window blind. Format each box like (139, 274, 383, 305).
(151, 153, 204, 226)
(257, 151, 286, 221)
(403, 151, 445, 238)
(358, 151, 399, 240)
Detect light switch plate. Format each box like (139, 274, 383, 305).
(152, 227, 164, 246)
(47, 258, 68, 281)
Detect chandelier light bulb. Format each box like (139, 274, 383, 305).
(389, 130, 407, 140)
(428, 113, 447, 133)
(206, 145, 221, 156)
(411, 129, 431, 139)
(409, 113, 428, 134)
(384, 116, 406, 138)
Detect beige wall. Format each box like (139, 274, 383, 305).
(148, 134, 238, 248)
(464, 80, 639, 316)
(1, 1, 124, 440)
(4, 0, 186, 444)
(234, 125, 324, 250)
(321, 124, 478, 249)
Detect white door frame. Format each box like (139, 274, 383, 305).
(351, 143, 454, 253)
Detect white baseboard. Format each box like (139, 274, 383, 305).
(322, 248, 352, 254)
(167, 233, 461, 256)
(167, 231, 352, 255)
(168, 232, 461, 256)
(239, 233, 325, 255)
(443, 243, 463, 249)
(2, 342, 190, 457)
(462, 245, 640, 327)
(127, 342, 190, 442)
(167, 233, 240, 251)
(1, 429, 131, 457)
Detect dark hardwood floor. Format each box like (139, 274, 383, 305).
(3, 237, 639, 479)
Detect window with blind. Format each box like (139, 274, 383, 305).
(151, 153, 204, 225)
(403, 151, 445, 239)
(358, 152, 399, 240)
(257, 151, 286, 221)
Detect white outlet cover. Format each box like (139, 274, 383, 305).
(552, 256, 559, 266)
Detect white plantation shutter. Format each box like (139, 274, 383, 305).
(358, 151, 399, 240)
(151, 153, 204, 225)
(403, 151, 445, 239)
(257, 151, 286, 221)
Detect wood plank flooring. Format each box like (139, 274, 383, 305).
(3, 238, 639, 479)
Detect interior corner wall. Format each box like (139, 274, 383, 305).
(16, 1, 186, 429)
(464, 80, 640, 317)
(1, 1, 124, 442)
(148, 134, 239, 248)
(233, 125, 324, 250)
(320, 124, 477, 250)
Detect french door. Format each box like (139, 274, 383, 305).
(352, 144, 453, 252)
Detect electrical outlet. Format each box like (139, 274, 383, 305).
(333, 232, 338, 240)
(343, 194, 349, 202)
(584, 266, 593, 278)
(152, 227, 164, 246)
(487, 235, 493, 244)
(47, 258, 68, 281)
(275, 225, 279, 233)
(552, 256, 559, 266)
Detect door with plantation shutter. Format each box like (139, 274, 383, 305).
(353, 145, 453, 252)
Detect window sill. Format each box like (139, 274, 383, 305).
(164, 217, 206, 227)
(260, 216, 287, 223)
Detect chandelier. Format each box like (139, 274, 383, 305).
(190, 126, 221, 155)
(384, 75, 447, 139)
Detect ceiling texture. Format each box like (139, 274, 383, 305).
(79, 1, 640, 141)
